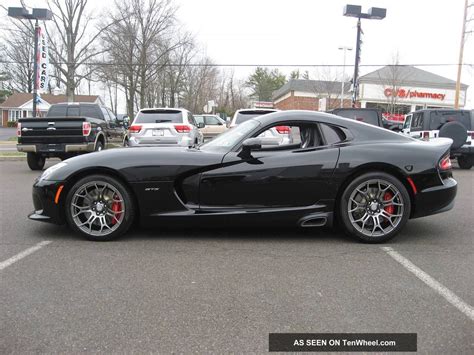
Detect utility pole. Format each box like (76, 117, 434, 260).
(454, 0, 472, 109)
(338, 46, 353, 108)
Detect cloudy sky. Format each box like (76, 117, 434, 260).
(3, 0, 474, 109)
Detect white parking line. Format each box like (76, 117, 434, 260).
(381, 246, 474, 321)
(0, 241, 52, 271)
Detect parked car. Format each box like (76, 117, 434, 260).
(230, 108, 292, 146)
(402, 109, 474, 169)
(194, 114, 227, 141)
(29, 110, 456, 243)
(17, 102, 127, 170)
(127, 108, 203, 147)
(329, 107, 403, 131)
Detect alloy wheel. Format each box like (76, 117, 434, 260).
(70, 181, 125, 237)
(347, 179, 404, 237)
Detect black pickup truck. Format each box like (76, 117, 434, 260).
(328, 108, 403, 131)
(17, 103, 128, 170)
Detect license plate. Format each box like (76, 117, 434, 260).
(152, 129, 164, 136)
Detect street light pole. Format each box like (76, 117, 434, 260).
(338, 46, 353, 108)
(343, 5, 386, 107)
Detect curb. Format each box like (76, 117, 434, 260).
(0, 156, 26, 161)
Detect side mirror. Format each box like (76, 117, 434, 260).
(197, 122, 205, 129)
(239, 138, 262, 158)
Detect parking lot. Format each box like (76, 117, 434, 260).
(0, 159, 472, 353)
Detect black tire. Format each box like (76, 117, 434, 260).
(65, 174, 135, 241)
(457, 156, 473, 170)
(439, 122, 468, 150)
(27, 153, 45, 171)
(95, 139, 104, 152)
(339, 172, 411, 243)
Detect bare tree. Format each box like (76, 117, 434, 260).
(46, 0, 117, 100)
(310, 67, 343, 110)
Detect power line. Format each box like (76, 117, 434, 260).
(0, 60, 472, 68)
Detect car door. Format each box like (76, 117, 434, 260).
(100, 107, 121, 145)
(204, 115, 225, 137)
(199, 123, 340, 209)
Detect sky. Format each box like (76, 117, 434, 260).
(2, 0, 474, 110)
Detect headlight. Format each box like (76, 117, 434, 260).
(39, 162, 68, 181)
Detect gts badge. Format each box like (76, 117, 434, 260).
(144, 187, 160, 192)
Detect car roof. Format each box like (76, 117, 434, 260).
(252, 110, 411, 142)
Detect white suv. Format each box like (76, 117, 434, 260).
(128, 108, 203, 147)
(230, 108, 292, 146)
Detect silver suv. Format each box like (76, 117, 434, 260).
(128, 108, 203, 147)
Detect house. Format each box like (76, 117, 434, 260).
(0, 93, 103, 127)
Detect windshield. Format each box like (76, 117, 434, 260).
(234, 110, 276, 124)
(134, 110, 183, 124)
(200, 119, 260, 152)
(334, 110, 380, 126)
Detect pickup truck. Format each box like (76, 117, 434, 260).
(17, 103, 128, 170)
(328, 108, 403, 131)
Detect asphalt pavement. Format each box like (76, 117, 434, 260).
(0, 160, 473, 353)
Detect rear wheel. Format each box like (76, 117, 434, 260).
(27, 153, 45, 171)
(457, 156, 473, 169)
(65, 175, 135, 241)
(339, 172, 411, 243)
(95, 140, 104, 151)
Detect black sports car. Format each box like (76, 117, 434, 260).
(29, 110, 457, 243)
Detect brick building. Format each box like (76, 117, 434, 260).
(0, 93, 103, 127)
(273, 79, 352, 111)
(273, 66, 469, 120)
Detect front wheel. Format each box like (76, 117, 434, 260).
(27, 153, 45, 171)
(65, 175, 135, 241)
(339, 172, 411, 243)
(457, 156, 473, 170)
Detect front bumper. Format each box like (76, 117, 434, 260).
(17, 143, 94, 154)
(28, 179, 66, 225)
(411, 177, 457, 218)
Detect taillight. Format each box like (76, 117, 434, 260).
(439, 155, 452, 171)
(422, 131, 430, 140)
(469, 131, 474, 139)
(275, 125, 290, 134)
(174, 124, 191, 133)
(17, 122, 21, 137)
(129, 125, 142, 133)
(82, 122, 91, 136)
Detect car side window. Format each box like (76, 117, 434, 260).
(107, 108, 116, 121)
(194, 116, 204, 126)
(101, 108, 111, 122)
(253, 123, 326, 151)
(205, 116, 220, 125)
(188, 113, 197, 126)
(320, 124, 345, 145)
(411, 112, 424, 131)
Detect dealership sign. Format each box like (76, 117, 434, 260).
(384, 88, 445, 101)
(36, 26, 49, 93)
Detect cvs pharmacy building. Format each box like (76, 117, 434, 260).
(358, 66, 468, 120)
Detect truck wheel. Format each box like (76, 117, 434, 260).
(27, 153, 45, 171)
(95, 140, 104, 152)
(457, 156, 473, 170)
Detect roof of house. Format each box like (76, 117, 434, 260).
(359, 65, 468, 90)
(0, 93, 100, 108)
(273, 79, 351, 100)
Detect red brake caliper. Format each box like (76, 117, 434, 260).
(383, 192, 394, 215)
(111, 194, 122, 225)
